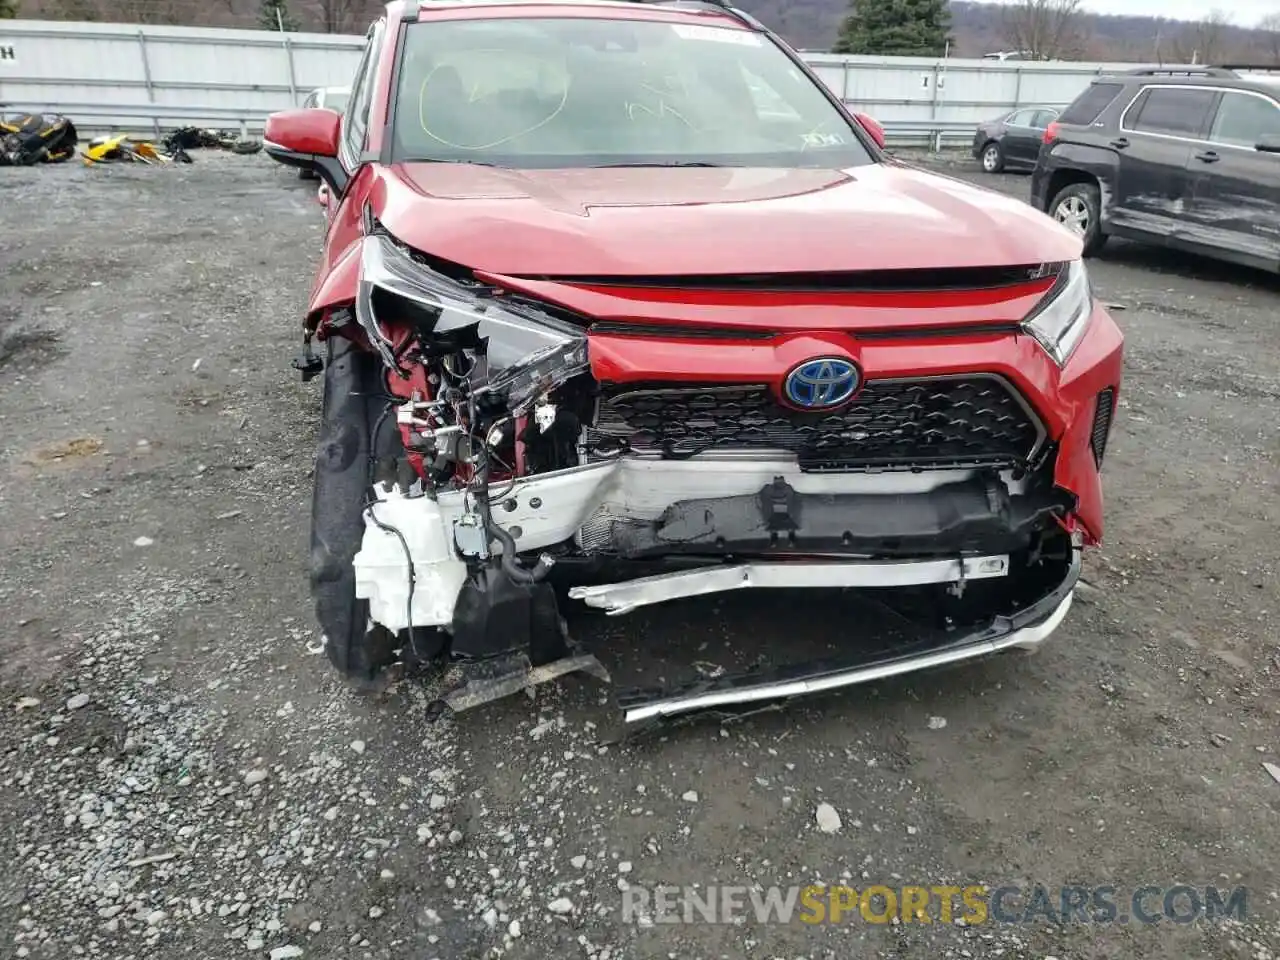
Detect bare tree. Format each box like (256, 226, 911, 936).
(43, 0, 101, 20)
(303, 0, 364, 32)
(1000, 0, 1085, 61)
(1259, 12, 1280, 63)
(1169, 10, 1234, 64)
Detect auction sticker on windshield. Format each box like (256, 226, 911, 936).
(671, 24, 762, 45)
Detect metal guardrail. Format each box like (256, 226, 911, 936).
(871, 118, 980, 149)
(0, 101, 273, 137)
(1, 100, 983, 149)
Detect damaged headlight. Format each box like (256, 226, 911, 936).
(1022, 259, 1093, 366)
(355, 231, 588, 410)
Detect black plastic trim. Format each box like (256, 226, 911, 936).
(608, 474, 1073, 559)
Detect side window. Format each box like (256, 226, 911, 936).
(343, 21, 384, 155)
(1209, 91, 1280, 147)
(1006, 109, 1034, 126)
(1128, 87, 1217, 138)
(1030, 109, 1057, 129)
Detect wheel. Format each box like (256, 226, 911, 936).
(980, 141, 1004, 173)
(309, 337, 443, 684)
(1049, 181, 1107, 257)
(298, 167, 316, 180)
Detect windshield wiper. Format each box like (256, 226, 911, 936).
(590, 161, 727, 168)
(401, 158, 499, 167)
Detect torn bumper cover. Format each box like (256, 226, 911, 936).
(613, 551, 1079, 727)
(352, 454, 1082, 725)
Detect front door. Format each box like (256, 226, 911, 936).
(1001, 108, 1042, 166)
(1180, 89, 1280, 265)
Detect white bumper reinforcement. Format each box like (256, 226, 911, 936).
(568, 555, 1011, 616)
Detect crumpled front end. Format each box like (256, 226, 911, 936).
(320, 222, 1122, 729)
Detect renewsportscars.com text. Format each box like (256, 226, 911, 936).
(621, 884, 1248, 926)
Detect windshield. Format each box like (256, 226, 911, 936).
(391, 16, 873, 168)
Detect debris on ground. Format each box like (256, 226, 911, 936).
(815, 802, 843, 834)
(0, 113, 78, 166)
(73, 126, 264, 167)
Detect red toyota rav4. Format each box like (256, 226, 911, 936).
(265, 0, 1122, 730)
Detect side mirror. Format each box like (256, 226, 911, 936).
(1256, 134, 1280, 154)
(264, 108, 346, 190)
(854, 112, 886, 150)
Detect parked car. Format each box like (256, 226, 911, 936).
(263, 0, 1122, 730)
(300, 85, 351, 114)
(972, 106, 1061, 173)
(293, 86, 350, 179)
(982, 51, 1049, 62)
(1032, 66, 1280, 271)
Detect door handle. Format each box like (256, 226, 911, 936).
(1194, 150, 1220, 163)
(1109, 137, 1129, 149)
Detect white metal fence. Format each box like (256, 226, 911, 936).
(0, 18, 1158, 145)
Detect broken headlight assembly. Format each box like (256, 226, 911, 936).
(354, 229, 588, 410)
(1022, 259, 1093, 367)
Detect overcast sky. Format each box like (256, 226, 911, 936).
(1077, 0, 1276, 26)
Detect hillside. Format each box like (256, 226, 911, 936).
(751, 1, 1280, 61)
(9, 0, 1280, 63)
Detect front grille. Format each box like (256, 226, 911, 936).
(586, 377, 1043, 472)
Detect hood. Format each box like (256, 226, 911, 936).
(369, 162, 1082, 278)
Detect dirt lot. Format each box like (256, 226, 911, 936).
(1, 149, 1278, 960)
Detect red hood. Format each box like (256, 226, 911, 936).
(368, 161, 1082, 277)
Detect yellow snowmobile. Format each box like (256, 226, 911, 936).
(82, 134, 168, 165)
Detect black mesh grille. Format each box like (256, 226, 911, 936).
(588, 377, 1043, 472)
(1091, 388, 1116, 466)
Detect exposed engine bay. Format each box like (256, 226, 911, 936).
(305, 222, 1088, 731)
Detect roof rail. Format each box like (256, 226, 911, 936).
(616, 0, 762, 28)
(1213, 63, 1280, 73)
(402, 0, 764, 29)
(1123, 65, 1236, 77)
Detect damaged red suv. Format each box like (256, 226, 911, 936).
(264, 0, 1123, 730)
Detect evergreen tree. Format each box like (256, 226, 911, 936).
(259, 0, 299, 31)
(833, 0, 951, 57)
(0, 0, 19, 19)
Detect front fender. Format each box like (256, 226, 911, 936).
(305, 239, 362, 333)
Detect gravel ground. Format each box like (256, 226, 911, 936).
(1, 149, 1278, 960)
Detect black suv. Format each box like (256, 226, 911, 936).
(1030, 66, 1280, 272)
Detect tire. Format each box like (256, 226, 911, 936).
(1049, 181, 1107, 257)
(309, 337, 444, 683)
(298, 167, 317, 181)
(980, 141, 1004, 173)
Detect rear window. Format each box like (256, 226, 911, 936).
(1209, 90, 1280, 146)
(1127, 87, 1217, 137)
(1059, 82, 1124, 125)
